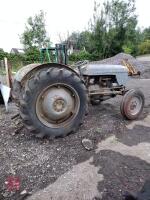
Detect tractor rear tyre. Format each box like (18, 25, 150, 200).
(20, 67, 87, 138)
(120, 89, 144, 120)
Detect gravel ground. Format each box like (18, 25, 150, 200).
(0, 56, 150, 200)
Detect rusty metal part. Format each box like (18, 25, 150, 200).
(89, 90, 123, 96)
(87, 75, 125, 97)
(14, 63, 41, 83)
(126, 96, 143, 116)
(122, 59, 140, 76)
(36, 83, 80, 128)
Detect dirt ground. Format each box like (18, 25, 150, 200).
(0, 63, 150, 199)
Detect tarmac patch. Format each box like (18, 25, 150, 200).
(96, 135, 150, 163)
(126, 114, 150, 130)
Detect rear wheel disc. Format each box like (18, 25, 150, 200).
(36, 83, 80, 128)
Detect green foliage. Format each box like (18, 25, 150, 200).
(138, 40, 150, 55)
(24, 47, 40, 63)
(0, 49, 40, 72)
(20, 10, 50, 50)
(78, 31, 92, 51)
(66, 0, 141, 62)
(0, 49, 7, 60)
(142, 27, 150, 41)
(122, 45, 132, 54)
(0, 48, 24, 72)
(65, 31, 92, 52)
(89, 0, 138, 58)
(69, 50, 92, 62)
(8, 53, 25, 71)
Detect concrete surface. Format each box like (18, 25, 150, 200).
(137, 55, 150, 62)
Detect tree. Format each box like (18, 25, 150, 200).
(89, 2, 107, 59)
(78, 31, 91, 50)
(20, 10, 50, 50)
(24, 47, 40, 63)
(62, 0, 149, 62)
(142, 27, 150, 41)
(89, 0, 138, 59)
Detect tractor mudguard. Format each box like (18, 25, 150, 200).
(14, 63, 80, 86)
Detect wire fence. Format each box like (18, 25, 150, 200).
(0, 58, 30, 73)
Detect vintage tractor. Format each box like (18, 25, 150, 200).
(13, 44, 145, 138)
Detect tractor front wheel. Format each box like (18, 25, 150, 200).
(120, 89, 144, 120)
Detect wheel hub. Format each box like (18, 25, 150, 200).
(128, 97, 142, 115)
(130, 101, 137, 110)
(53, 99, 66, 112)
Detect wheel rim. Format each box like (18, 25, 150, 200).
(36, 83, 80, 128)
(127, 96, 143, 116)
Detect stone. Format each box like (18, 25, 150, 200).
(82, 138, 94, 151)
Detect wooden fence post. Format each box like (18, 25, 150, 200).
(4, 57, 12, 88)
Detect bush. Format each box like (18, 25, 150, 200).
(122, 45, 132, 54)
(8, 53, 26, 71)
(138, 40, 150, 55)
(0, 48, 41, 72)
(0, 49, 7, 60)
(24, 47, 40, 64)
(69, 50, 92, 62)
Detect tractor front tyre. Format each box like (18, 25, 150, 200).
(19, 67, 87, 138)
(120, 89, 144, 120)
